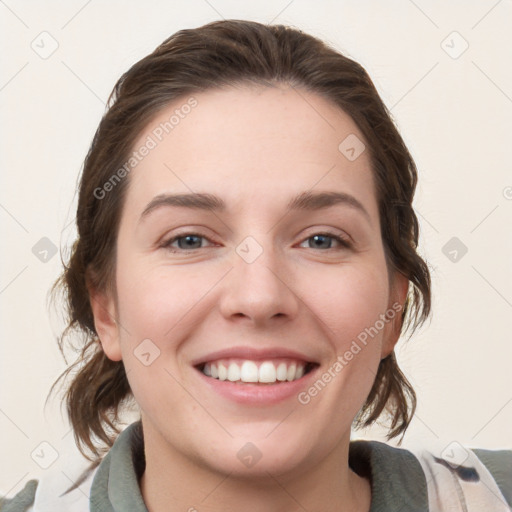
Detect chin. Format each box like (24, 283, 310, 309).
(198, 431, 317, 479)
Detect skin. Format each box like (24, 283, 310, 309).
(90, 84, 408, 512)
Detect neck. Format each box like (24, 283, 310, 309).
(139, 422, 371, 512)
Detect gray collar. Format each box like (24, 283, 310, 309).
(90, 421, 428, 512)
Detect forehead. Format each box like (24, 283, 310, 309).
(125, 85, 377, 220)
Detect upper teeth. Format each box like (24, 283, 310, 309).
(202, 359, 306, 383)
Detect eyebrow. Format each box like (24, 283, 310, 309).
(139, 191, 371, 223)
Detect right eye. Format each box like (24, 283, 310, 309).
(161, 233, 216, 252)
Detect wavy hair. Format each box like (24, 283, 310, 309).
(49, 19, 431, 471)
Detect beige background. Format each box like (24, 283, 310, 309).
(1, 0, 511, 497)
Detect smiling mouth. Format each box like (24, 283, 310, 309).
(196, 359, 318, 384)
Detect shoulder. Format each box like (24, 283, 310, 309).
(350, 439, 430, 510)
(471, 447, 512, 506)
(0, 421, 141, 512)
(0, 461, 98, 512)
(414, 443, 512, 511)
(0, 480, 38, 512)
(351, 439, 512, 511)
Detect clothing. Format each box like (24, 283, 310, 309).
(1, 421, 511, 511)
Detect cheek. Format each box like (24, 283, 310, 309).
(305, 262, 390, 347)
(113, 262, 207, 420)
(115, 259, 208, 337)
(113, 259, 225, 394)
(298, 263, 390, 406)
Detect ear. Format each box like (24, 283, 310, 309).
(381, 271, 409, 359)
(88, 286, 122, 362)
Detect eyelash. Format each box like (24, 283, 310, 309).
(160, 231, 352, 252)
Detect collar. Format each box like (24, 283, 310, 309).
(89, 421, 429, 512)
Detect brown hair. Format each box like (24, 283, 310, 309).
(49, 19, 431, 466)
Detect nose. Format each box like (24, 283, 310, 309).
(218, 239, 299, 326)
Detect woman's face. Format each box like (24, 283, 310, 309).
(93, 84, 407, 477)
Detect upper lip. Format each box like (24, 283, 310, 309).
(191, 346, 319, 367)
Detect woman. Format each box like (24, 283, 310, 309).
(2, 19, 510, 512)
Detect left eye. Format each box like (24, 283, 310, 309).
(299, 233, 351, 250)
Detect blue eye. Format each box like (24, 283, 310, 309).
(300, 233, 351, 250)
(163, 234, 208, 251)
(161, 231, 351, 253)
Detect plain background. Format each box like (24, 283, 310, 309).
(1, 0, 511, 497)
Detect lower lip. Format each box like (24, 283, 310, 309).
(195, 366, 319, 405)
